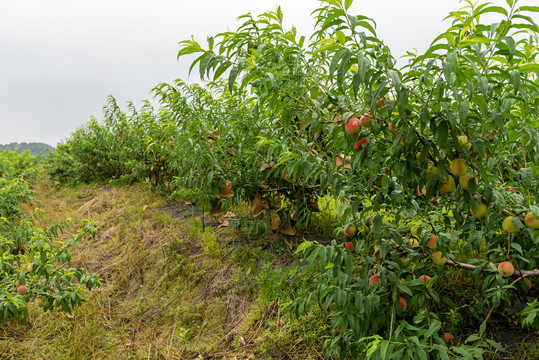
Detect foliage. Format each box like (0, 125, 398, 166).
(0, 150, 101, 322)
(46, 0, 539, 357)
(0, 149, 38, 180)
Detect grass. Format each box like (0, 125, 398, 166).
(0, 175, 328, 359)
(7, 175, 536, 359)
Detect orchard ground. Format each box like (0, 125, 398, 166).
(0, 174, 536, 359)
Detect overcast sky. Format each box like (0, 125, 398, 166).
(0, 0, 534, 146)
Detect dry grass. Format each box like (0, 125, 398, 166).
(0, 177, 326, 359)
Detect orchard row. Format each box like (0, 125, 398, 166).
(0, 150, 100, 321)
(46, 0, 539, 358)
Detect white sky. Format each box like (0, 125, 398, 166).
(0, 0, 535, 146)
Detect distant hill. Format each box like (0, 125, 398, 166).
(0, 142, 55, 156)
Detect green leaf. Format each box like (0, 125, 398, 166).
(492, 109, 503, 129)
(336, 30, 346, 45)
(388, 70, 401, 94)
(521, 167, 533, 189)
(337, 52, 351, 87)
(199, 53, 215, 79)
(228, 65, 240, 92)
(214, 61, 232, 80)
(452, 346, 474, 360)
(398, 284, 413, 296)
(344, 0, 353, 10)
(502, 36, 515, 60)
(373, 214, 382, 236)
(425, 320, 442, 338)
(352, 71, 361, 97)
(510, 70, 521, 93)
(477, 5, 508, 16)
(330, 49, 347, 77)
(459, 101, 469, 123)
(519, 63, 539, 73)
(437, 121, 449, 147)
(464, 334, 480, 343)
(518, 6, 539, 13)
(484, 339, 506, 353)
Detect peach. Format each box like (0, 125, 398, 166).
(433, 251, 447, 266)
(458, 136, 471, 150)
(427, 235, 437, 249)
(359, 113, 373, 128)
(521, 278, 531, 292)
(354, 138, 370, 149)
(450, 158, 468, 176)
(398, 297, 407, 311)
(502, 216, 518, 233)
(459, 172, 477, 190)
(407, 237, 419, 248)
(345, 118, 361, 135)
(440, 176, 456, 194)
(524, 212, 539, 230)
(344, 224, 357, 237)
(497, 261, 514, 277)
(471, 203, 487, 218)
(369, 274, 380, 286)
(427, 166, 438, 176)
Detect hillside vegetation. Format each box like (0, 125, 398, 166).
(0, 142, 55, 157)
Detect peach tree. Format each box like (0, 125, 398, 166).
(0, 150, 101, 321)
(176, 0, 539, 358)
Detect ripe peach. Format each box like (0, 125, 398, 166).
(397, 297, 407, 311)
(497, 261, 514, 277)
(354, 138, 370, 149)
(418, 275, 431, 283)
(427, 235, 437, 249)
(17, 285, 27, 295)
(376, 97, 385, 107)
(345, 118, 361, 135)
(344, 242, 355, 252)
(520, 278, 531, 292)
(369, 274, 380, 286)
